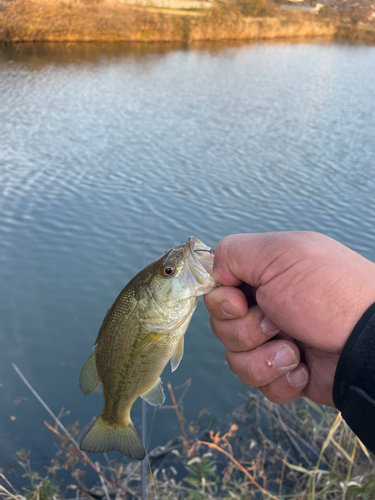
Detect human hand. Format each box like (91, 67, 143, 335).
(204, 232, 375, 407)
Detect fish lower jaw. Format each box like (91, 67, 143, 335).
(187, 271, 217, 296)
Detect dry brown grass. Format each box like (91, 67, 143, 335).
(0, 0, 373, 45)
(0, 0, 342, 43)
(1, 371, 375, 500)
(190, 9, 336, 41)
(0, 0, 189, 42)
(335, 21, 375, 42)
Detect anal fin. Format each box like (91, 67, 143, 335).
(141, 377, 165, 406)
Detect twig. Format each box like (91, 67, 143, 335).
(148, 441, 185, 460)
(192, 440, 281, 500)
(255, 397, 329, 468)
(0, 474, 18, 495)
(167, 382, 189, 446)
(279, 449, 287, 496)
(75, 479, 98, 500)
(95, 462, 111, 500)
(274, 406, 313, 467)
(0, 475, 25, 500)
(342, 437, 358, 500)
(0, 484, 25, 500)
(12, 363, 81, 450)
(311, 412, 342, 498)
(174, 378, 192, 406)
(44, 423, 105, 476)
(44, 422, 137, 497)
(12, 363, 137, 497)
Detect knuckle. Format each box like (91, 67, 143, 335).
(262, 382, 302, 405)
(215, 236, 232, 262)
(266, 387, 285, 404)
(250, 369, 267, 387)
(209, 317, 219, 338)
(260, 386, 289, 405)
(232, 323, 252, 351)
(225, 350, 234, 370)
(292, 232, 327, 260)
(203, 293, 215, 314)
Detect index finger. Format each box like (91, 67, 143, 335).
(212, 232, 309, 287)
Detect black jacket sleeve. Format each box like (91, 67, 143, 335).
(333, 303, 375, 454)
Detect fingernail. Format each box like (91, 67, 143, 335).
(260, 316, 281, 335)
(287, 366, 308, 386)
(220, 302, 239, 318)
(273, 345, 297, 369)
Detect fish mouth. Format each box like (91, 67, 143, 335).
(188, 236, 215, 275)
(178, 236, 217, 295)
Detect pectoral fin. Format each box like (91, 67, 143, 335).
(170, 336, 184, 372)
(79, 352, 101, 396)
(133, 332, 164, 360)
(141, 377, 165, 406)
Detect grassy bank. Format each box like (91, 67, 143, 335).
(1, 0, 373, 44)
(1, 393, 375, 499)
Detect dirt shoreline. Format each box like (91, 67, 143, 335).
(0, 0, 374, 44)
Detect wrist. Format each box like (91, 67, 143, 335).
(333, 303, 375, 453)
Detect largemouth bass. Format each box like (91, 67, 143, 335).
(79, 236, 217, 460)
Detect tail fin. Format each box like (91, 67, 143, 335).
(80, 414, 146, 460)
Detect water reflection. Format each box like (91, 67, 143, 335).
(0, 41, 238, 68)
(0, 38, 356, 68)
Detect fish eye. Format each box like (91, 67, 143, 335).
(161, 264, 176, 277)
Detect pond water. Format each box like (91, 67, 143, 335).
(0, 40, 375, 478)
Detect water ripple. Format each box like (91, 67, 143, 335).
(0, 41, 375, 467)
